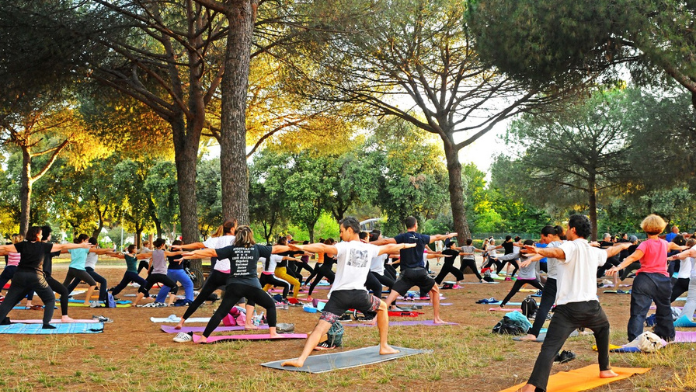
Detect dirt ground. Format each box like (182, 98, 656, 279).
(0, 258, 694, 392)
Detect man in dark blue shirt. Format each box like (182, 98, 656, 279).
(373, 216, 456, 324)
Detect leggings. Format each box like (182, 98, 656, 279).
(261, 273, 290, 298)
(203, 283, 276, 337)
(500, 279, 544, 307)
(62, 268, 97, 288)
(304, 263, 322, 286)
(619, 262, 641, 281)
(0, 265, 35, 301)
(671, 278, 690, 302)
(375, 272, 394, 291)
(274, 267, 300, 298)
(286, 260, 302, 280)
(483, 256, 503, 273)
(66, 267, 107, 301)
(459, 259, 482, 281)
(0, 270, 55, 325)
(295, 260, 314, 279)
(500, 259, 519, 277)
(139, 273, 179, 297)
(137, 260, 150, 274)
(155, 269, 194, 302)
(308, 265, 335, 296)
(435, 263, 464, 284)
(365, 271, 385, 297)
(46, 274, 69, 316)
(527, 301, 611, 390)
(529, 278, 557, 337)
(384, 264, 397, 280)
(111, 271, 148, 296)
(182, 269, 228, 320)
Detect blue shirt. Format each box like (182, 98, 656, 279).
(68, 248, 90, 270)
(394, 232, 431, 269)
(536, 242, 548, 263)
(665, 233, 677, 243)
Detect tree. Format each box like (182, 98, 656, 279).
(196, 158, 223, 238)
(144, 160, 180, 239)
(283, 0, 557, 241)
(248, 151, 289, 244)
(492, 90, 635, 240)
(468, 0, 696, 108)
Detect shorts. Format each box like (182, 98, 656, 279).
(393, 268, 435, 296)
(320, 290, 381, 324)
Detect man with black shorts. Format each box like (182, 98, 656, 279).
(281, 217, 414, 368)
(375, 216, 457, 324)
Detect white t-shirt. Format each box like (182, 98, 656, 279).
(685, 245, 696, 279)
(546, 241, 563, 279)
(486, 245, 498, 258)
(85, 252, 99, 269)
(260, 254, 283, 273)
(330, 241, 379, 296)
(203, 235, 235, 272)
(370, 254, 387, 275)
(555, 238, 607, 305)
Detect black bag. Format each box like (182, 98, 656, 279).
(521, 295, 538, 319)
(492, 316, 526, 335)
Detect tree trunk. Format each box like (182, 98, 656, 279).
(588, 176, 598, 241)
(19, 148, 32, 236)
(170, 117, 201, 244)
(135, 228, 143, 249)
(219, 1, 257, 225)
(442, 140, 472, 243)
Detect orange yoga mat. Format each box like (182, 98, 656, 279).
(498, 365, 650, 392)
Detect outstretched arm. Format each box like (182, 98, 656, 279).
(89, 248, 113, 255)
(52, 242, 91, 252)
(377, 243, 416, 256)
(171, 242, 206, 251)
(0, 245, 17, 253)
(180, 248, 218, 259)
(606, 248, 644, 276)
(371, 238, 396, 245)
(288, 243, 337, 254)
(428, 233, 458, 243)
(523, 245, 566, 260)
(669, 247, 696, 261)
(605, 242, 632, 258)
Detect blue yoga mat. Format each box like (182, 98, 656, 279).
(12, 306, 57, 310)
(0, 322, 104, 334)
(674, 315, 696, 328)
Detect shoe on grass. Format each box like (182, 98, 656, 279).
(173, 332, 193, 343)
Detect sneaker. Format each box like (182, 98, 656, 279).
(554, 350, 576, 364)
(92, 315, 113, 323)
(505, 277, 511, 281)
(314, 341, 337, 351)
(173, 332, 193, 343)
(89, 301, 103, 308)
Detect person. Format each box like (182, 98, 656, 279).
(153, 240, 194, 304)
(481, 239, 504, 275)
(294, 241, 315, 284)
(260, 254, 293, 300)
(108, 245, 150, 298)
(132, 238, 183, 307)
(607, 214, 683, 342)
(665, 225, 679, 243)
(280, 217, 413, 367)
(0, 226, 92, 328)
(499, 240, 544, 308)
(273, 237, 302, 301)
(373, 216, 457, 324)
(434, 241, 465, 285)
(137, 241, 153, 275)
(519, 225, 564, 341)
(518, 215, 630, 392)
(668, 234, 687, 284)
(367, 232, 395, 295)
(619, 236, 640, 281)
(0, 234, 36, 308)
(179, 225, 293, 342)
(40, 226, 74, 322)
(304, 238, 337, 300)
(499, 235, 520, 280)
(62, 234, 112, 306)
(670, 238, 693, 302)
(458, 239, 483, 283)
(668, 240, 696, 321)
(65, 237, 110, 304)
(596, 233, 621, 288)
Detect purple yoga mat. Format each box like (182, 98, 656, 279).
(160, 325, 269, 334)
(192, 333, 307, 343)
(673, 331, 696, 343)
(488, 308, 522, 312)
(342, 320, 458, 327)
(395, 302, 452, 306)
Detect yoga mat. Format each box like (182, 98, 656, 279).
(192, 333, 306, 343)
(388, 311, 423, 317)
(11, 319, 99, 324)
(262, 345, 431, 373)
(11, 306, 58, 310)
(519, 289, 539, 292)
(512, 330, 579, 342)
(488, 308, 522, 312)
(342, 320, 458, 327)
(395, 302, 452, 306)
(603, 290, 631, 294)
(67, 303, 131, 308)
(0, 322, 104, 334)
(459, 281, 499, 284)
(673, 331, 696, 343)
(674, 315, 696, 328)
(478, 301, 538, 306)
(674, 297, 687, 301)
(69, 290, 86, 295)
(160, 325, 269, 333)
(68, 299, 132, 305)
(497, 365, 651, 392)
(150, 316, 212, 323)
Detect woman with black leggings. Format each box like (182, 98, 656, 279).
(179, 226, 292, 342)
(0, 226, 90, 328)
(132, 238, 181, 307)
(306, 239, 337, 300)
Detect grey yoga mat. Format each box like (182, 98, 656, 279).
(262, 345, 432, 373)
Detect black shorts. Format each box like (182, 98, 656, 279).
(393, 268, 435, 296)
(320, 290, 381, 324)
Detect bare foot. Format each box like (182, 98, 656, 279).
(245, 324, 260, 330)
(519, 384, 536, 392)
(61, 315, 75, 323)
(174, 321, 184, 330)
(269, 332, 285, 339)
(599, 370, 619, 378)
(83, 301, 90, 306)
(281, 359, 304, 367)
(518, 334, 538, 341)
(379, 345, 400, 355)
(196, 335, 207, 344)
(433, 318, 447, 324)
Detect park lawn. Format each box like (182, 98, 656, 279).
(0, 264, 695, 391)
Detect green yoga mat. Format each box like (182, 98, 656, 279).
(67, 303, 131, 308)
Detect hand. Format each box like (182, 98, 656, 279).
(449, 233, 458, 238)
(606, 266, 620, 276)
(522, 245, 537, 255)
(171, 245, 182, 251)
(288, 243, 303, 251)
(589, 241, 600, 247)
(403, 243, 416, 249)
(180, 251, 196, 260)
(667, 255, 676, 261)
(519, 260, 532, 268)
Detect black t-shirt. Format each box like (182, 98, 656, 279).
(394, 232, 431, 269)
(216, 244, 272, 288)
(14, 241, 54, 273)
(502, 241, 514, 255)
(441, 249, 459, 266)
(43, 249, 62, 276)
(167, 255, 183, 270)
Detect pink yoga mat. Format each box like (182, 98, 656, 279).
(192, 333, 307, 343)
(160, 325, 269, 334)
(11, 319, 100, 324)
(395, 302, 452, 306)
(488, 308, 522, 312)
(672, 331, 696, 343)
(342, 320, 458, 327)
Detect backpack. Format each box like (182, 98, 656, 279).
(521, 295, 538, 319)
(106, 292, 116, 308)
(327, 321, 344, 347)
(492, 316, 527, 335)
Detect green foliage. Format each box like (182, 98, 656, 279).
(196, 158, 223, 238)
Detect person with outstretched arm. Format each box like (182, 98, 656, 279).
(517, 215, 631, 392)
(281, 217, 415, 368)
(373, 216, 457, 324)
